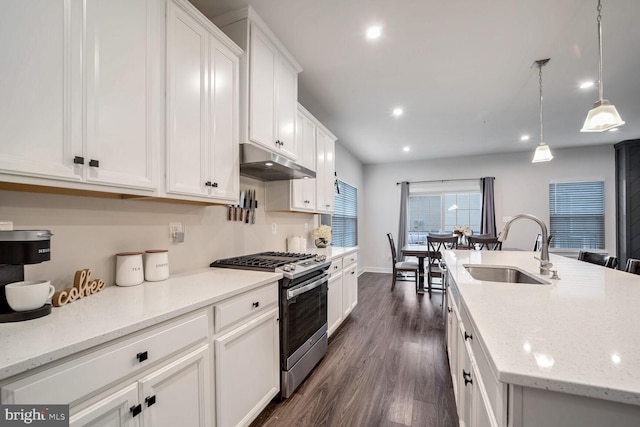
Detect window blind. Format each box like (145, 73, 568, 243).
(549, 181, 604, 249)
(331, 180, 357, 247)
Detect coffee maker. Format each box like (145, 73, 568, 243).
(0, 230, 53, 322)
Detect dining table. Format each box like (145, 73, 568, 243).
(401, 244, 443, 294)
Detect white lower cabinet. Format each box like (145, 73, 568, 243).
(327, 269, 344, 337)
(326, 251, 358, 337)
(69, 345, 210, 427)
(214, 307, 279, 427)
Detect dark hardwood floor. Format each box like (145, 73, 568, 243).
(250, 272, 459, 427)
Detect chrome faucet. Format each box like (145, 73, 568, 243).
(498, 214, 553, 275)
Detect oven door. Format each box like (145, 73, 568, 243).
(281, 272, 328, 370)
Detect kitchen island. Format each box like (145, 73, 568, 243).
(443, 250, 640, 426)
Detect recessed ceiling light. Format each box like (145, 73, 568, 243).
(403, 146, 410, 152)
(520, 135, 530, 141)
(366, 25, 382, 40)
(392, 107, 403, 117)
(580, 81, 595, 89)
(609, 127, 619, 132)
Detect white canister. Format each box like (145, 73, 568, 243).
(144, 249, 169, 282)
(115, 252, 144, 287)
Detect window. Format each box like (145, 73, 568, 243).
(331, 180, 357, 247)
(408, 192, 481, 244)
(549, 181, 604, 249)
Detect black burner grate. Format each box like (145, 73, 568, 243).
(210, 251, 315, 272)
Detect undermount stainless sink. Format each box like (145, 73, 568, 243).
(463, 264, 550, 285)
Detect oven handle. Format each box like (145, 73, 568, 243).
(287, 273, 329, 300)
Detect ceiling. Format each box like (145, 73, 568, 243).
(190, 0, 640, 165)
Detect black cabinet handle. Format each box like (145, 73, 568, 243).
(252, 301, 260, 308)
(136, 351, 148, 362)
(447, 307, 452, 313)
(462, 370, 473, 386)
(89, 159, 99, 167)
(73, 156, 85, 165)
(130, 404, 142, 417)
(205, 181, 212, 187)
(145, 395, 156, 407)
(212, 182, 218, 188)
(464, 331, 473, 341)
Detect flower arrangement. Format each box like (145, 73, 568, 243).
(453, 225, 472, 237)
(311, 225, 332, 248)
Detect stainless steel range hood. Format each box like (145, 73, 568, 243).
(240, 144, 316, 181)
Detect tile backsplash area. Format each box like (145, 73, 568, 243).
(0, 179, 315, 291)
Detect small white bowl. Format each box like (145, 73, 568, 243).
(5, 280, 55, 312)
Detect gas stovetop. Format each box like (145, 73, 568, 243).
(210, 251, 329, 280)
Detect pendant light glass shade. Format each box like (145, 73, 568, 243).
(532, 142, 553, 163)
(581, 99, 625, 132)
(531, 58, 553, 163)
(581, 0, 624, 132)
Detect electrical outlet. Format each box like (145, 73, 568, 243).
(271, 223, 277, 234)
(169, 222, 184, 242)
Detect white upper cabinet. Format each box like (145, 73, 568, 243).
(0, 0, 161, 192)
(166, 0, 241, 203)
(316, 127, 336, 214)
(214, 6, 302, 160)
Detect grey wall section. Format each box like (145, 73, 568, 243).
(0, 177, 315, 290)
(361, 145, 616, 273)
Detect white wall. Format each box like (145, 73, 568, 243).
(0, 177, 315, 291)
(361, 145, 616, 273)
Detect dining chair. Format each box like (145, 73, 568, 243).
(625, 258, 640, 275)
(467, 235, 502, 251)
(426, 234, 458, 292)
(387, 233, 419, 291)
(578, 251, 618, 269)
(533, 234, 553, 251)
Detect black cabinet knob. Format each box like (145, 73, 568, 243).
(136, 351, 148, 362)
(205, 181, 212, 187)
(89, 159, 99, 167)
(130, 404, 142, 417)
(73, 156, 85, 165)
(145, 395, 156, 407)
(252, 301, 260, 308)
(447, 307, 452, 313)
(462, 370, 473, 386)
(464, 331, 473, 341)
(212, 182, 218, 188)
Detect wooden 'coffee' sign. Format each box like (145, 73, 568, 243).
(52, 269, 105, 307)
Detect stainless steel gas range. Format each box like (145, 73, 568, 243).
(210, 251, 330, 398)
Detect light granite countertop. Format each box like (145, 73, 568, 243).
(306, 246, 358, 260)
(0, 268, 282, 381)
(443, 249, 640, 407)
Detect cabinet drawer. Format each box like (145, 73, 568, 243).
(471, 326, 505, 421)
(1, 310, 209, 405)
(329, 258, 343, 274)
(342, 252, 358, 268)
(215, 283, 278, 333)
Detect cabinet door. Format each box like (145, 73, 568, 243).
(457, 324, 473, 427)
(471, 360, 499, 427)
(248, 25, 276, 149)
(83, 0, 157, 190)
(316, 129, 335, 213)
(299, 111, 317, 170)
(0, 0, 80, 182)
(70, 383, 140, 427)
(215, 308, 279, 427)
(209, 36, 239, 201)
(275, 57, 298, 159)
(166, 1, 209, 197)
(343, 264, 358, 317)
(447, 297, 460, 402)
(138, 345, 211, 427)
(327, 272, 344, 337)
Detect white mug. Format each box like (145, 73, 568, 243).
(5, 280, 55, 312)
(115, 252, 144, 287)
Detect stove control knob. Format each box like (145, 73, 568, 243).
(282, 265, 291, 272)
(288, 263, 297, 271)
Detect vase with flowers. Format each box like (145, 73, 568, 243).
(311, 225, 331, 248)
(453, 225, 472, 246)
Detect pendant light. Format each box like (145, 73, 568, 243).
(532, 58, 553, 163)
(581, 0, 624, 132)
